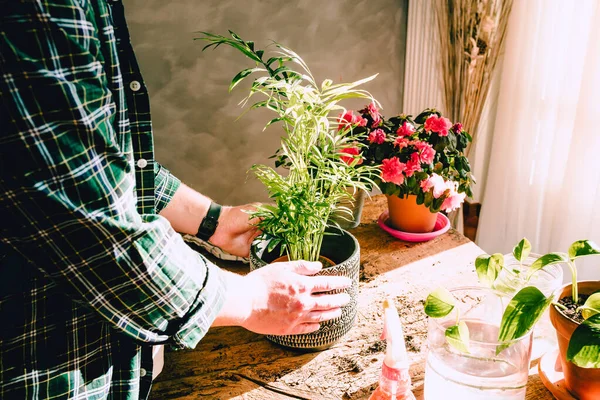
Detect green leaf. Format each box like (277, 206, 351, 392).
(475, 253, 504, 287)
(513, 238, 532, 262)
(445, 321, 470, 353)
(424, 287, 456, 318)
(229, 68, 264, 92)
(567, 313, 600, 368)
(497, 286, 552, 354)
(526, 253, 569, 280)
(568, 240, 600, 260)
(579, 293, 600, 320)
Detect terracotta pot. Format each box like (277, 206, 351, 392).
(250, 228, 360, 350)
(386, 194, 438, 233)
(549, 281, 600, 400)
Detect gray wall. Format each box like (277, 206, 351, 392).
(125, 0, 408, 205)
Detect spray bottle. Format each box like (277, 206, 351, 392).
(369, 297, 416, 400)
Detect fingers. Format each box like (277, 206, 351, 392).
(288, 323, 321, 335)
(284, 260, 323, 276)
(308, 276, 353, 293)
(304, 308, 343, 323)
(310, 292, 351, 311)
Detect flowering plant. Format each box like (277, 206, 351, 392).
(340, 105, 474, 213)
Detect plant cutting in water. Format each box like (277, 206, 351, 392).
(424, 239, 600, 364)
(197, 31, 377, 261)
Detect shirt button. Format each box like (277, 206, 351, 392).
(136, 158, 148, 169)
(130, 80, 141, 92)
(140, 368, 147, 377)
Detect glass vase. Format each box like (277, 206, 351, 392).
(424, 287, 532, 400)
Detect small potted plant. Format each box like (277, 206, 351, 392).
(199, 31, 377, 349)
(524, 240, 600, 400)
(352, 108, 474, 233)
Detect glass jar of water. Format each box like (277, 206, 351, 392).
(424, 287, 533, 400)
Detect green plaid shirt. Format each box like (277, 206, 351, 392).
(0, 1, 226, 399)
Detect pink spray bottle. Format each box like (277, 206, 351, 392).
(369, 297, 416, 400)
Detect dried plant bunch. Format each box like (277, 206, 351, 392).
(435, 0, 513, 155)
(197, 31, 378, 261)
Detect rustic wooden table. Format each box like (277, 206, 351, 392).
(151, 195, 554, 400)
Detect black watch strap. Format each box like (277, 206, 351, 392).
(196, 202, 222, 241)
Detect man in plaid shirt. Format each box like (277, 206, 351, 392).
(0, 1, 351, 399)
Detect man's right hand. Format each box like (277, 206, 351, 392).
(212, 261, 352, 336)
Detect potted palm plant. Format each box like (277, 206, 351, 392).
(198, 31, 377, 349)
(525, 240, 600, 400)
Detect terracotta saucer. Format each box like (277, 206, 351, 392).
(377, 211, 450, 242)
(538, 349, 577, 400)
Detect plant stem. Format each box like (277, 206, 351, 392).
(552, 302, 568, 311)
(568, 261, 578, 303)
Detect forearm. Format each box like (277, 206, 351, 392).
(211, 269, 251, 327)
(159, 182, 213, 235)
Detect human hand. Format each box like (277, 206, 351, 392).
(208, 204, 261, 257)
(236, 260, 353, 335)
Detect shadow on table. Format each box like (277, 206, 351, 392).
(351, 196, 471, 282)
(151, 326, 324, 399)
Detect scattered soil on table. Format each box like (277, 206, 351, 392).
(404, 334, 422, 353)
(557, 294, 590, 324)
(334, 355, 364, 373)
(211, 343, 228, 351)
(360, 340, 387, 356)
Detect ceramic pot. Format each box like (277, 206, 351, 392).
(249, 228, 360, 350)
(329, 188, 367, 230)
(549, 281, 600, 400)
(386, 194, 437, 233)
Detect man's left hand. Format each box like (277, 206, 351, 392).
(209, 204, 261, 257)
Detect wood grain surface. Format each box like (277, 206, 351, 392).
(151, 195, 555, 400)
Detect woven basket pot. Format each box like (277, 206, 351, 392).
(249, 228, 360, 350)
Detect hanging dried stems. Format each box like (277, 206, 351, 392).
(435, 0, 513, 156)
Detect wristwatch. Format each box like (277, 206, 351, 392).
(195, 202, 222, 241)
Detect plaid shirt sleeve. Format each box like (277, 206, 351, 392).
(0, 0, 224, 351)
(154, 162, 181, 214)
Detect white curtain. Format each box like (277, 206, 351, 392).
(477, 0, 600, 281)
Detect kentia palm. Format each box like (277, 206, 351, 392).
(198, 31, 378, 349)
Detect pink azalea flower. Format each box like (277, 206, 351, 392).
(338, 110, 367, 131)
(338, 110, 355, 131)
(340, 147, 363, 165)
(363, 102, 382, 128)
(368, 128, 386, 144)
(381, 157, 406, 185)
(420, 174, 448, 198)
(452, 123, 463, 134)
(356, 116, 368, 127)
(404, 152, 422, 177)
(396, 122, 416, 137)
(441, 190, 466, 212)
(394, 136, 410, 149)
(424, 115, 453, 136)
(414, 141, 436, 164)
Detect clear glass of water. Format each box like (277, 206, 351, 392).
(424, 287, 533, 400)
(492, 253, 563, 360)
